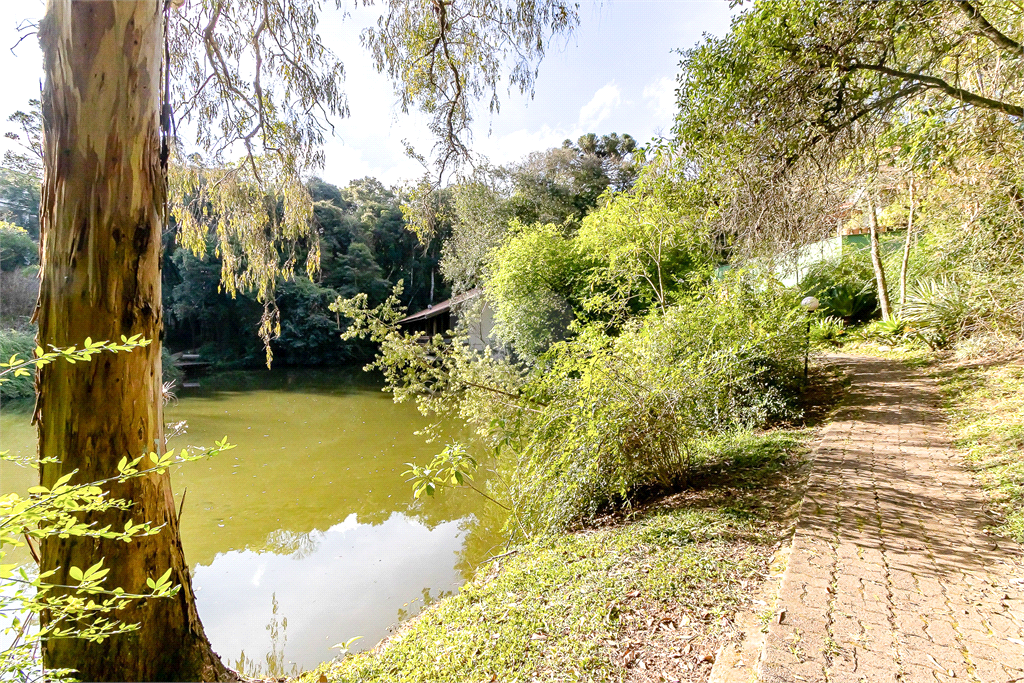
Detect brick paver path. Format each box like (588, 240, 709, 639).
(760, 355, 1024, 683)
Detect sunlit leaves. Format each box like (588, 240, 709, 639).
(0, 339, 234, 681)
(404, 443, 479, 499)
(146, 568, 174, 593)
(0, 335, 150, 381)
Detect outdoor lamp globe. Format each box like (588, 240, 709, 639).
(801, 296, 820, 312)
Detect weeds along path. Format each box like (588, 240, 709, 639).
(759, 355, 1024, 683)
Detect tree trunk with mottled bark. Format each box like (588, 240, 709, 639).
(35, 2, 229, 680)
(866, 192, 892, 322)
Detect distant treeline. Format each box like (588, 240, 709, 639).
(0, 121, 638, 369)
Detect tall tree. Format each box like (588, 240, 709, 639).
(899, 179, 916, 314)
(864, 191, 891, 321)
(32, 1, 580, 679)
(678, 0, 1022, 160)
(35, 3, 228, 680)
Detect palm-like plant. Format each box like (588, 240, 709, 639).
(903, 277, 974, 349)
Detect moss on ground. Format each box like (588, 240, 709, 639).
(937, 359, 1024, 539)
(299, 430, 810, 683)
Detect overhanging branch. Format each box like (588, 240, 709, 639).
(847, 62, 1023, 117)
(954, 0, 1024, 58)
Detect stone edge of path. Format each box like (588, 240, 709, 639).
(709, 363, 845, 683)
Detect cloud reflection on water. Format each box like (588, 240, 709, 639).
(193, 512, 469, 674)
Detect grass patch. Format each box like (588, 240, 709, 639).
(936, 358, 1024, 539)
(836, 339, 934, 368)
(300, 429, 810, 683)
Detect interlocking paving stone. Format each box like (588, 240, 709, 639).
(757, 356, 1024, 682)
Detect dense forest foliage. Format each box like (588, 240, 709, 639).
(0, 125, 638, 380)
(160, 176, 448, 367)
(340, 0, 1024, 537)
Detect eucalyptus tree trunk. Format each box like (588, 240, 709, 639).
(35, 2, 228, 680)
(866, 192, 892, 322)
(899, 179, 915, 314)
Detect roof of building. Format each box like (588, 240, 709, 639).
(397, 288, 482, 324)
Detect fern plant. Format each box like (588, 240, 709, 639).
(810, 315, 847, 347)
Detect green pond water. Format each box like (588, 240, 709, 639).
(0, 367, 501, 677)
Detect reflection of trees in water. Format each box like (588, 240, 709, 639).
(244, 457, 506, 565)
(394, 585, 456, 624)
(394, 451, 513, 582)
(453, 497, 511, 581)
(181, 367, 384, 398)
(262, 528, 324, 559)
(233, 593, 301, 679)
(387, 495, 511, 630)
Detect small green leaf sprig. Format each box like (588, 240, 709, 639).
(0, 337, 235, 681)
(404, 444, 510, 512)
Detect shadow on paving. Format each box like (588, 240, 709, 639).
(761, 354, 1024, 683)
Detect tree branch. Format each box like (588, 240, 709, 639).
(954, 0, 1024, 58)
(847, 62, 1023, 117)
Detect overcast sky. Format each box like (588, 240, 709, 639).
(0, 1, 735, 188)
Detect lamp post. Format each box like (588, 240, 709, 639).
(801, 296, 820, 382)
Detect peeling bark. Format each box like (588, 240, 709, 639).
(35, 2, 229, 680)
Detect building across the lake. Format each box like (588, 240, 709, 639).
(397, 288, 501, 353)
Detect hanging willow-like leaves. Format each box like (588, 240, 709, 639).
(363, 0, 580, 176)
(169, 148, 318, 356)
(163, 0, 581, 360)
(166, 0, 347, 362)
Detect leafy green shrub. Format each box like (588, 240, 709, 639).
(484, 222, 582, 358)
(799, 254, 877, 323)
(337, 271, 806, 535)
(810, 315, 846, 347)
(483, 172, 714, 359)
(0, 328, 35, 400)
(0, 222, 37, 272)
(902, 277, 974, 349)
(853, 317, 908, 345)
(507, 275, 804, 532)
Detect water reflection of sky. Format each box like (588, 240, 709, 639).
(196, 512, 469, 676)
(1, 368, 496, 679)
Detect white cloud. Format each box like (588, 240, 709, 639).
(578, 81, 621, 129)
(642, 76, 678, 123)
(193, 512, 468, 670)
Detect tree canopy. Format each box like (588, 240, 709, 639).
(670, 0, 1023, 255)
